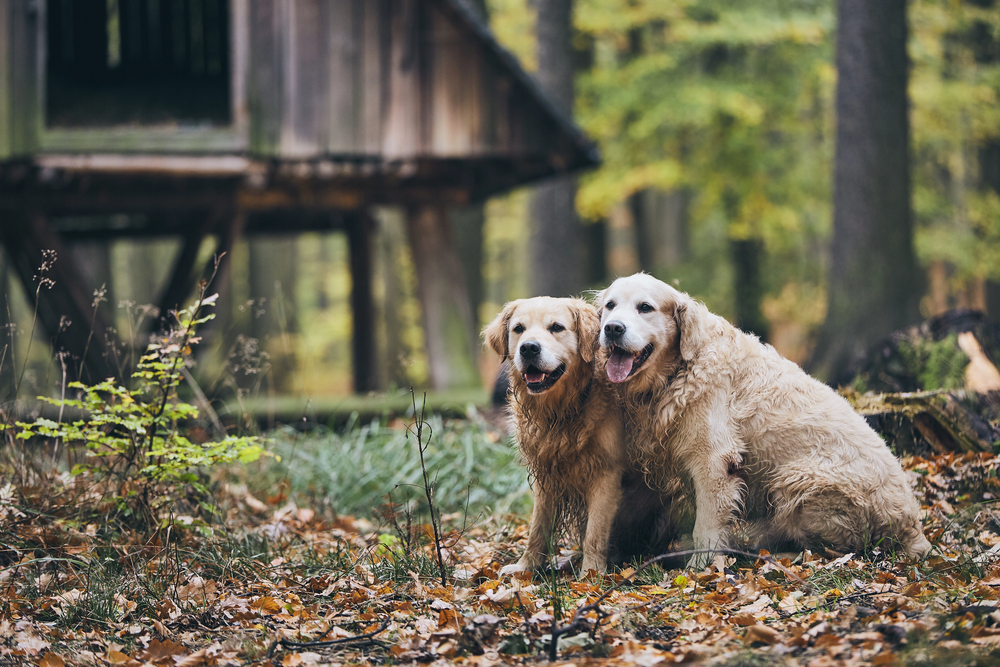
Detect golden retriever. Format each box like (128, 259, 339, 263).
(595, 273, 931, 568)
(484, 297, 675, 575)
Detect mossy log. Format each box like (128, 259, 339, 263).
(847, 390, 1000, 456)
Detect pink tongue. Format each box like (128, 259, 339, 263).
(606, 348, 635, 383)
(525, 372, 546, 384)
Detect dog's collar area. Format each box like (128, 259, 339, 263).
(524, 363, 566, 393)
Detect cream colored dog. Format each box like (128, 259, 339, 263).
(596, 273, 931, 567)
(484, 297, 675, 575)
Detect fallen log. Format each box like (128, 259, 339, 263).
(845, 389, 1000, 456)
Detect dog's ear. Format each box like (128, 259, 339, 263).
(673, 298, 712, 362)
(483, 300, 520, 361)
(573, 302, 601, 363)
(592, 289, 606, 321)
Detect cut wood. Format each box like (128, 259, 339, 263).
(848, 390, 1000, 455)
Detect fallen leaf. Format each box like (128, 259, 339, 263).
(137, 638, 188, 664)
(729, 614, 759, 626)
(743, 624, 781, 646)
(107, 649, 131, 664)
(38, 653, 66, 667)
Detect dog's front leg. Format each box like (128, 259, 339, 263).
(500, 487, 558, 576)
(685, 425, 743, 570)
(580, 472, 622, 576)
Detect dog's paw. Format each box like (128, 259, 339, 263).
(499, 562, 530, 576)
(579, 557, 606, 577)
(685, 552, 712, 571)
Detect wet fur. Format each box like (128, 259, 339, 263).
(484, 297, 674, 574)
(596, 274, 932, 568)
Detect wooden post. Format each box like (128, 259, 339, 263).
(0, 246, 13, 402)
(405, 204, 480, 390)
(3, 212, 122, 383)
(155, 212, 219, 326)
(193, 207, 246, 344)
(348, 213, 378, 393)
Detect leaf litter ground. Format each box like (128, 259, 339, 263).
(7, 423, 1000, 666)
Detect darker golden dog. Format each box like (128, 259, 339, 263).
(484, 297, 675, 575)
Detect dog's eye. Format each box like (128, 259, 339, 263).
(549, 323, 565, 333)
(512, 324, 525, 334)
(605, 300, 616, 311)
(638, 302, 654, 313)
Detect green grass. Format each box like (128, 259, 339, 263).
(241, 414, 531, 523)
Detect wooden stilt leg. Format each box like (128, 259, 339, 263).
(3, 211, 122, 383)
(405, 204, 480, 391)
(348, 213, 378, 393)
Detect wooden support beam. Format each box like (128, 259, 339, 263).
(205, 209, 247, 306)
(2, 211, 122, 383)
(348, 213, 379, 393)
(155, 213, 218, 326)
(405, 204, 480, 390)
(0, 248, 14, 403)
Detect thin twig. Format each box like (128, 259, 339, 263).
(409, 388, 448, 586)
(265, 618, 391, 659)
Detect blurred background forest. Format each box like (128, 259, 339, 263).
(1, 0, 999, 412)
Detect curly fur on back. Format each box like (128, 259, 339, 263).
(596, 274, 932, 563)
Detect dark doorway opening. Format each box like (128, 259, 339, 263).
(46, 0, 231, 127)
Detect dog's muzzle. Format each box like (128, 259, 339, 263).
(603, 321, 654, 384)
(517, 340, 565, 393)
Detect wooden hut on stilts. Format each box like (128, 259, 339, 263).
(0, 0, 598, 394)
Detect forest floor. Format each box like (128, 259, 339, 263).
(5, 415, 1000, 666)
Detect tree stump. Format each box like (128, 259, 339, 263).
(847, 389, 1000, 456)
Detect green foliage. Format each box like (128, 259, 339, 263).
(897, 334, 970, 391)
(573, 0, 834, 312)
(4, 293, 270, 525)
(246, 415, 530, 520)
(910, 0, 1000, 284)
(484, 0, 1000, 331)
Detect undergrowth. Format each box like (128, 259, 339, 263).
(239, 415, 530, 521)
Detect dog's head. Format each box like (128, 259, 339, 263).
(594, 273, 711, 391)
(483, 297, 600, 396)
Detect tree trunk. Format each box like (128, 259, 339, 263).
(607, 200, 640, 278)
(530, 0, 586, 297)
(406, 205, 481, 390)
(633, 189, 690, 275)
(730, 238, 768, 341)
(808, 0, 921, 382)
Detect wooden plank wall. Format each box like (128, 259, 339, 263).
(271, 0, 554, 160)
(0, 0, 41, 158)
(248, 0, 283, 154)
(0, 0, 562, 162)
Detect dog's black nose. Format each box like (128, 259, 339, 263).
(604, 321, 626, 338)
(519, 340, 541, 358)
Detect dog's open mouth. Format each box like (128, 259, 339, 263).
(606, 343, 654, 383)
(523, 364, 566, 393)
